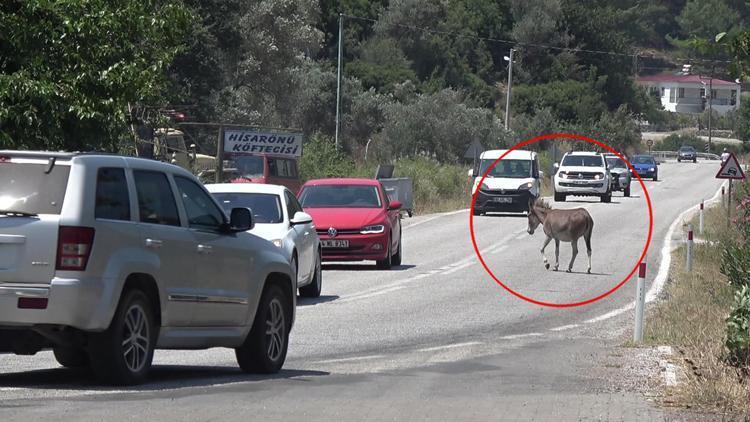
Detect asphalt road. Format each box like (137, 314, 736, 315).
(0, 161, 725, 420)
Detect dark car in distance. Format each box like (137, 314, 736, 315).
(678, 146, 697, 163)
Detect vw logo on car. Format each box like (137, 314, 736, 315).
(328, 227, 338, 238)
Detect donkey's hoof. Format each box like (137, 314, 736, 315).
(544, 263, 550, 270)
(566, 269, 572, 273)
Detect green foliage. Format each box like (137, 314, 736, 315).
(380, 88, 507, 163)
(677, 0, 740, 40)
(736, 100, 750, 144)
(512, 79, 607, 123)
(299, 135, 357, 181)
(655, 133, 704, 151)
(0, 0, 193, 150)
(391, 157, 470, 213)
(726, 285, 750, 365)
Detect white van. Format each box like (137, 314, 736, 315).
(469, 149, 542, 215)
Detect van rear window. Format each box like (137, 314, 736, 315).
(0, 161, 70, 215)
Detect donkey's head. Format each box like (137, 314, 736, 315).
(527, 198, 550, 235)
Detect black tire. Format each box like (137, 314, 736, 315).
(653, 174, 658, 182)
(88, 289, 156, 385)
(299, 250, 322, 298)
(236, 283, 290, 374)
(601, 191, 612, 203)
(53, 346, 89, 368)
(693, 158, 697, 163)
(678, 158, 681, 162)
(554, 191, 566, 202)
(376, 237, 393, 270)
(391, 232, 402, 267)
(472, 208, 482, 216)
(624, 185, 631, 197)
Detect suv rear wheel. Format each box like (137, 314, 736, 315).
(89, 289, 156, 385)
(236, 283, 290, 373)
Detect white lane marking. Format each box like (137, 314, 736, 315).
(499, 332, 543, 340)
(491, 245, 509, 255)
(313, 354, 385, 364)
(336, 286, 407, 304)
(417, 341, 482, 353)
(404, 209, 468, 230)
(442, 261, 473, 275)
(584, 181, 726, 325)
(515, 232, 527, 240)
(549, 324, 580, 332)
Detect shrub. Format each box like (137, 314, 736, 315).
(391, 157, 470, 213)
(299, 135, 357, 181)
(726, 285, 750, 366)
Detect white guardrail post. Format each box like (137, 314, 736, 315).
(634, 262, 647, 343)
(699, 201, 704, 235)
(686, 224, 694, 273)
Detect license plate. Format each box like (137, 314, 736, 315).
(321, 239, 349, 248)
(492, 197, 512, 203)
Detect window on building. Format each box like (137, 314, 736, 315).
(731, 90, 738, 106)
(660, 87, 665, 97)
(669, 88, 676, 103)
(700, 88, 706, 98)
(678, 87, 685, 98)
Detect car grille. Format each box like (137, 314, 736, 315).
(564, 172, 601, 180)
(316, 229, 360, 237)
(559, 182, 604, 188)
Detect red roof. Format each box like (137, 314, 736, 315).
(302, 178, 381, 186)
(637, 74, 738, 86)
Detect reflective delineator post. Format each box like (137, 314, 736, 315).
(722, 186, 726, 207)
(634, 262, 647, 343)
(686, 224, 694, 273)
(699, 201, 704, 235)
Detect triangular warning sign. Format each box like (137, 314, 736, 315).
(716, 152, 746, 180)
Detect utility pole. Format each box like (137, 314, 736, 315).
(504, 48, 515, 130)
(708, 64, 715, 153)
(334, 13, 343, 150)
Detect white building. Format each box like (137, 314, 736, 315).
(636, 74, 740, 115)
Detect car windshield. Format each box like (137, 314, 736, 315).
(632, 156, 655, 165)
(680, 147, 695, 152)
(299, 185, 382, 208)
(228, 155, 264, 179)
(479, 159, 532, 179)
(211, 192, 282, 224)
(561, 155, 603, 167)
(0, 160, 70, 215)
(605, 157, 626, 168)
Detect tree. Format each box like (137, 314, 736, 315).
(0, 0, 193, 150)
(512, 79, 607, 123)
(736, 100, 750, 146)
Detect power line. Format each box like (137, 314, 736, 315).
(342, 14, 733, 66)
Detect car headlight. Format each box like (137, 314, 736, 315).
(518, 181, 533, 190)
(480, 183, 490, 191)
(594, 173, 602, 180)
(558, 171, 567, 179)
(271, 239, 284, 248)
(361, 224, 385, 234)
(649, 167, 655, 172)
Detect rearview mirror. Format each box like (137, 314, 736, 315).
(388, 200, 402, 210)
(290, 211, 313, 226)
(229, 207, 254, 232)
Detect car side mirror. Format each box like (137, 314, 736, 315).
(229, 207, 254, 232)
(290, 211, 313, 226)
(467, 168, 475, 177)
(553, 163, 559, 170)
(389, 200, 402, 210)
(538, 170, 544, 178)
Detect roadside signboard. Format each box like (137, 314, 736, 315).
(716, 152, 746, 180)
(223, 129, 303, 157)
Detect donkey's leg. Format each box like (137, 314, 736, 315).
(553, 239, 560, 271)
(541, 236, 552, 270)
(567, 239, 578, 273)
(584, 231, 593, 274)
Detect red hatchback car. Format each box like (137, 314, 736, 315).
(298, 178, 403, 269)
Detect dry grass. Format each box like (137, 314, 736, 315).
(645, 206, 750, 414)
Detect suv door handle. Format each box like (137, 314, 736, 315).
(145, 238, 163, 248)
(197, 244, 213, 254)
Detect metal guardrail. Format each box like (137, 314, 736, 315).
(649, 150, 721, 161)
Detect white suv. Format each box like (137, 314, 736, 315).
(553, 152, 612, 203)
(0, 151, 295, 385)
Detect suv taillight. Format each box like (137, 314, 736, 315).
(56, 226, 95, 271)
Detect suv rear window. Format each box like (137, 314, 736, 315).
(95, 168, 130, 221)
(0, 160, 70, 215)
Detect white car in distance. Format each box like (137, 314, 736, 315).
(206, 183, 322, 297)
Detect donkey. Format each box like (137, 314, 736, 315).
(526, 198, 594, 274)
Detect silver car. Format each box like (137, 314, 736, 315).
(0, 151, 295, 385)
